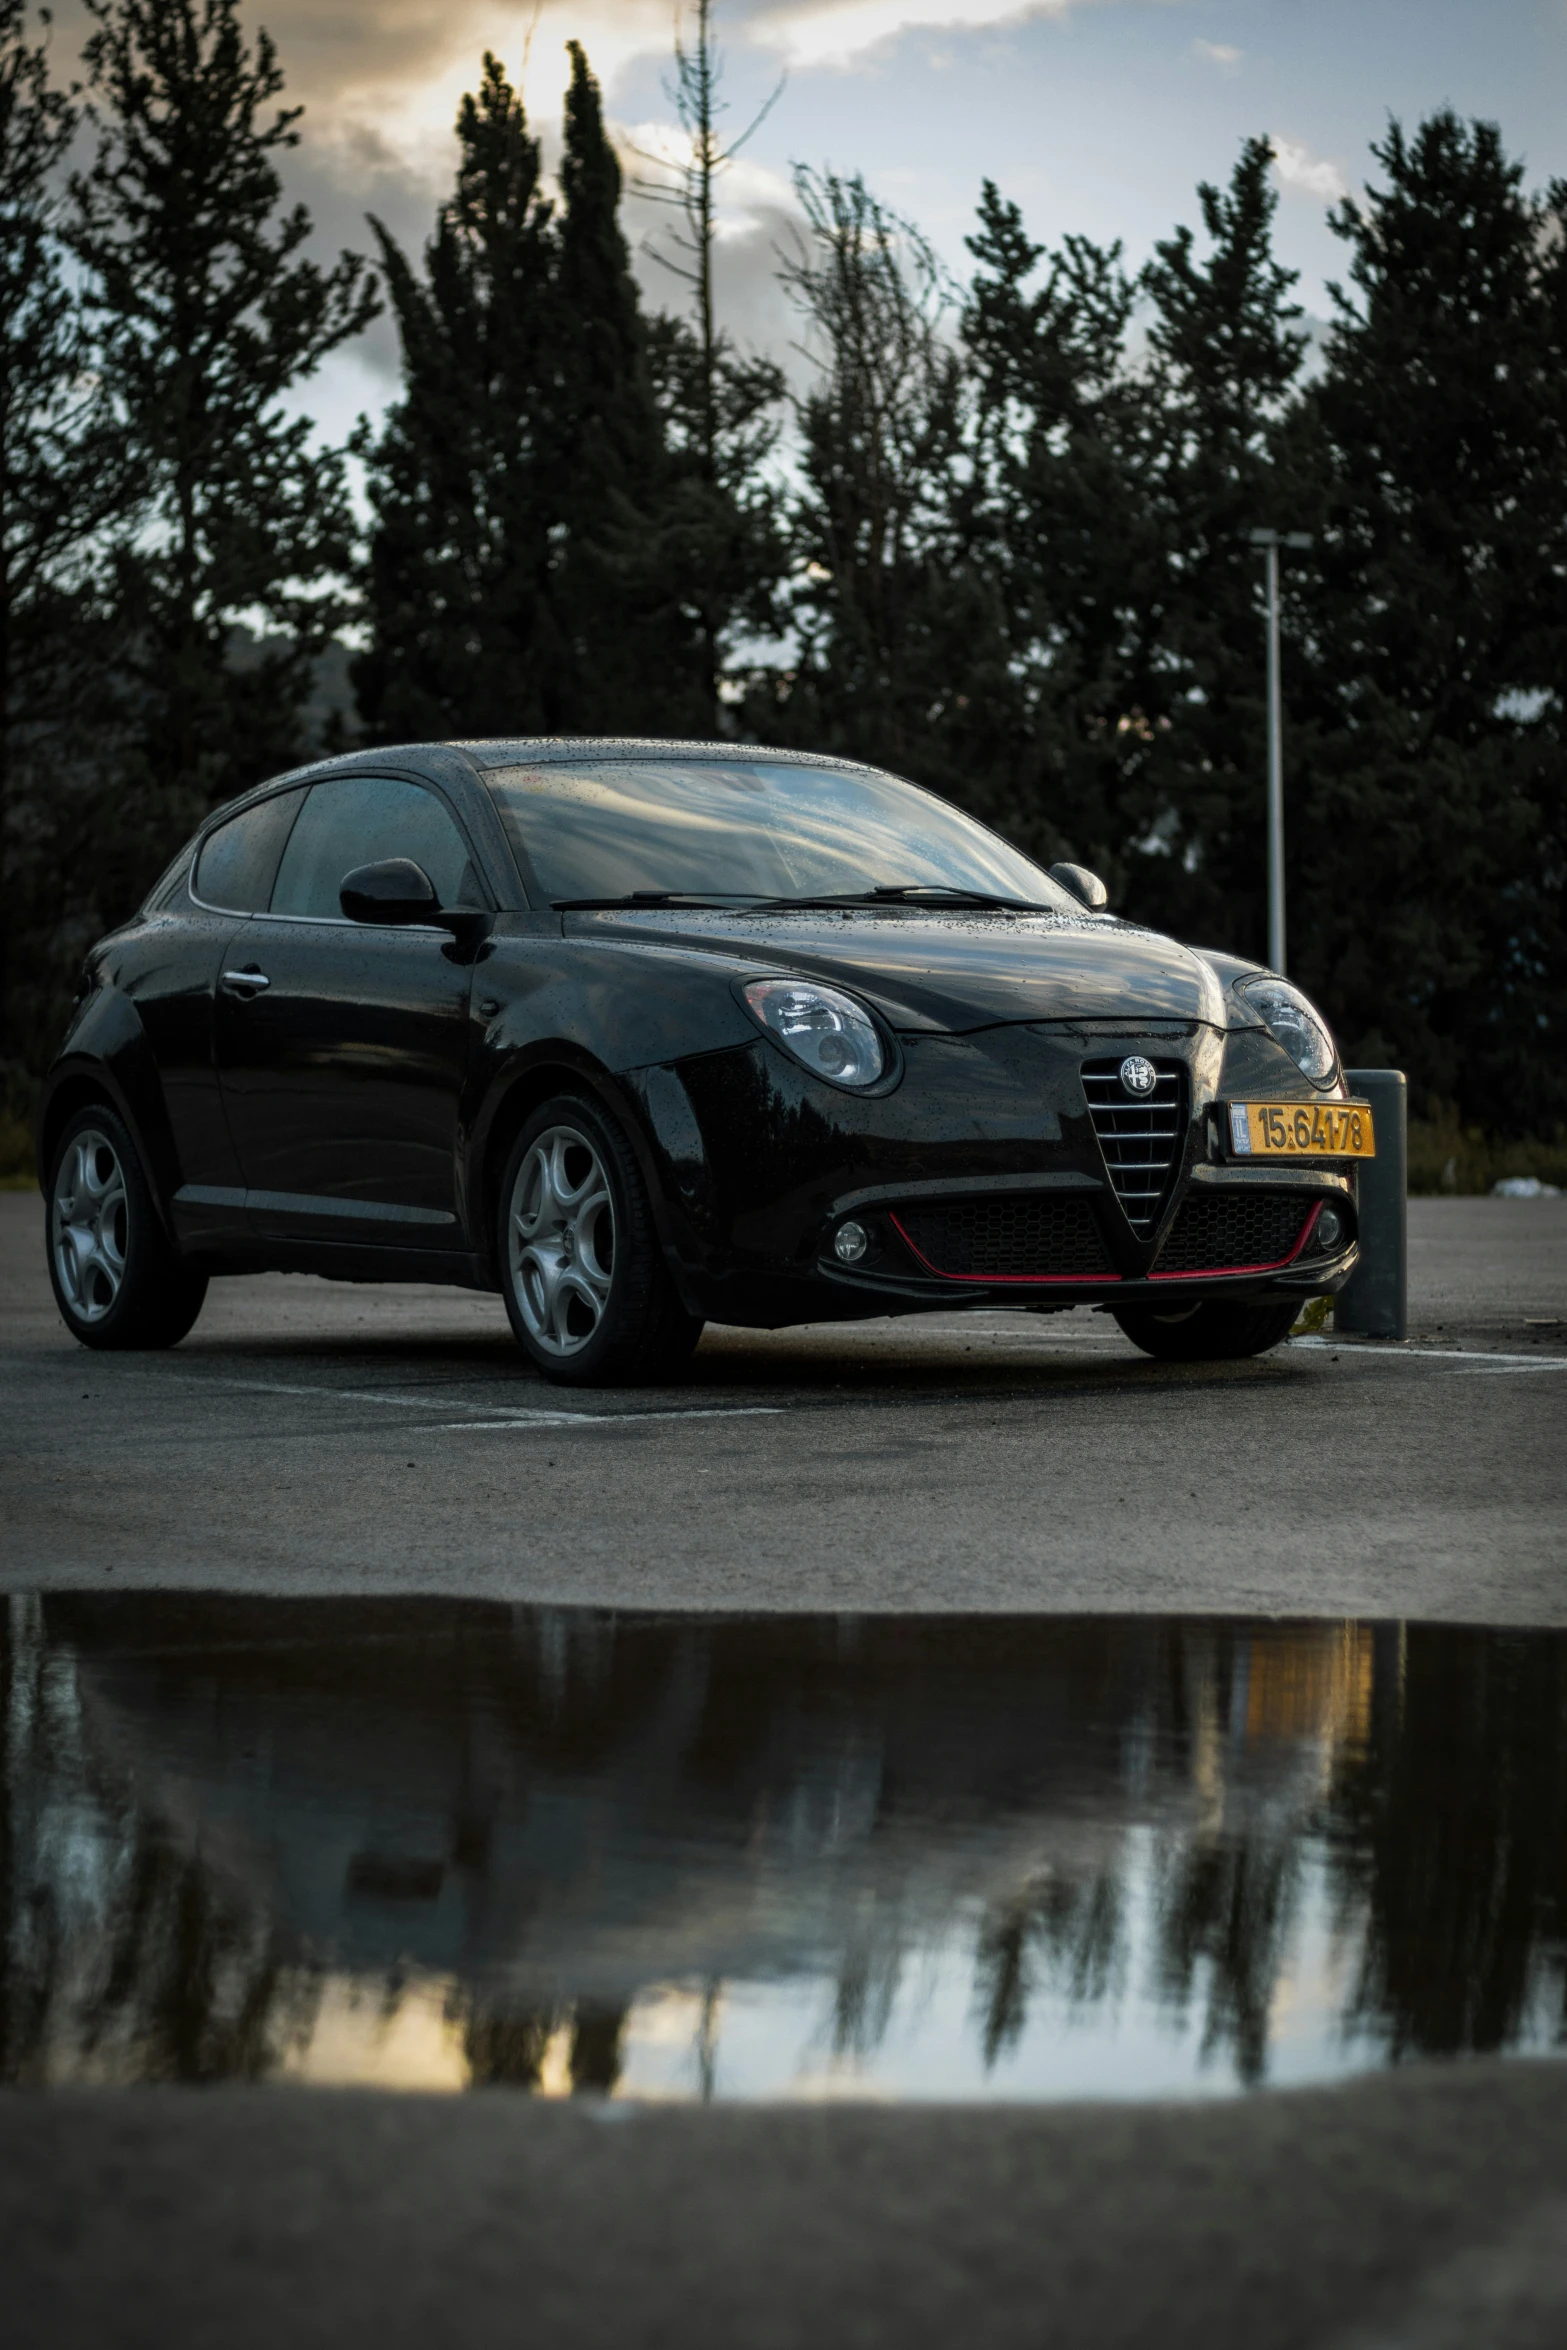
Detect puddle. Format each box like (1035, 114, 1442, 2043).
(2, 1597, 1562, 2100)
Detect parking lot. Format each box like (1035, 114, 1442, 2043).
(4, 1191, 1565, 1620)
(4, 1188, 1566, 2349)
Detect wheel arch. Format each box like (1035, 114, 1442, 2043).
(37, 1063, 179, 1246)
(469, 1050, 674, 1292)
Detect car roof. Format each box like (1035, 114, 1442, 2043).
(205, 737, 888, 819)
(452, 737, 883, 776)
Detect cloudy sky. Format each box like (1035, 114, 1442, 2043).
(53, 0, 1567, 433)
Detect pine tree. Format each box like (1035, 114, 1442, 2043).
(1296, 114, 1567, 1127)
(1135, 136, 1311, 950)
(0, 3, 128, 1101)
(960, 180, 1149, 871)
(354, 52, 562, 741)
(643, 311, 785, 725)
(69, 0, 376, 847)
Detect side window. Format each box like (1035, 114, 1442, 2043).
(269, 776, 480, 922)
(195, 788, 308, 913)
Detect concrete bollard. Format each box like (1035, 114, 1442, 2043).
(1335, 1069, 1407, 1339)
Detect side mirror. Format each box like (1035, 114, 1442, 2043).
(340, 858, 440, 925)
(1049, 861, 1109, 912)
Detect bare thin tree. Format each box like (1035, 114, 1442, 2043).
(631, 0, 783, 482)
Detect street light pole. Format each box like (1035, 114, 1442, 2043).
(1248, 528, 1312, 976)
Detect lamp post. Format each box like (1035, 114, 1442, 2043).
(1247, 528, 1312, 975)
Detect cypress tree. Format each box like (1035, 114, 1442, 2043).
(551, 41, 708, 733)
(354, 53, 562, 741)
(68, 0, 376, 846)
(359, 43, 711, 743)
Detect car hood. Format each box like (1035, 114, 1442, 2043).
(568, 906, 1230, 1033)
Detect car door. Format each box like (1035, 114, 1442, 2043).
(144, 786, 310, 1249)
(214, 772, 485, 1253)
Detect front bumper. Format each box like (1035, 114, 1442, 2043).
(814, 1173, 1355, 1314)
(636, 1021, 1361, 1329)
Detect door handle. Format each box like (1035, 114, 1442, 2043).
(220, 967, 271, 997)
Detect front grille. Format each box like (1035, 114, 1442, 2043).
(1081, 1058, 1185, 1235)
(1155, 1191, 1313, 1274)
(893, 1195, 1113, 1281)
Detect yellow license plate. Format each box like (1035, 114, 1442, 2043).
(1227, 1100, 1376, 1160)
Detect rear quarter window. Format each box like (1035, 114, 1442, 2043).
(142, 843, 196, 913)
(195, 788, 308, 913)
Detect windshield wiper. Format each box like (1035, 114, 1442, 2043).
(552, 891, 772, 911)
(553, 885, 1053, 914)
(746, 886, 1046, 914)
(867, 884, 1035, 909)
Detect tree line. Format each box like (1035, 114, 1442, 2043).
(2, 0, 1564, 1148)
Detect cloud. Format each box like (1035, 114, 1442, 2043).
(1271, 137, 1348, 203)
(748, 0, 1074, 71)
(1192, 38, 1241, 69)
(54, 2, 681, 194)
(623, 125, 797, 240)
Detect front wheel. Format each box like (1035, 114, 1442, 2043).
(47, 1106, 208, 1349)
(1112, 1298, 1301, 1363)
(497, 1095, 703, 1386)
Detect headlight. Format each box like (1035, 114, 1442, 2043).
(742, 978, 886, 1089)
(1236, 976, 1337, 1081)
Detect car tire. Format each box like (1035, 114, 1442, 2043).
(497, 1094, 704, 1387)
(46, 1105, 208, 1350)
(1112, 1297, 1301, 1362)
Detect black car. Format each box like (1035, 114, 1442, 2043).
(39, 739, 1373, 1384)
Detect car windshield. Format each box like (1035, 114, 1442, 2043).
(483, 758, 1075, 910)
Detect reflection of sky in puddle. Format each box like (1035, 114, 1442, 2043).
(4, 1598, 1564, 2100)
(609, 1838, 1385, 2105)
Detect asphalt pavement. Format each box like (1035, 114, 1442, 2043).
(3, 1191, 1564, 1619)
(6, 2061, 1567, 2350)
(3, 1187, 1566, 2349)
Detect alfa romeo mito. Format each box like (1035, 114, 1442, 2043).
(40, 740, 1374, 1383)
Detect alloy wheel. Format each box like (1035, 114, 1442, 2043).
(53, 1127, 128, 1322)
(507, 1124, 617, 1357)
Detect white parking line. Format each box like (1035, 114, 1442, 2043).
(1291, 1338, 1567, 1369)
(165, 1375, 475, 1410)
(148, 1371, 784, 1426)
(413, 1408, 787, 1431)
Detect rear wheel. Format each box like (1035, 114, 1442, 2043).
(498, 1095, 703, 1387)
(1112, 1297, 1300, 1362)
(47, 1106, 207, 1349)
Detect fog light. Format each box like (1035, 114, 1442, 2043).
(1316, 1206, 1345, 1251)
(833, 1220, 869, 1265)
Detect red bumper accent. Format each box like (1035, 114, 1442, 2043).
(1148, 1198, 1322, 1281)
(887, 1210, 1121, 1287)
(886, 1198, 1323, 1287)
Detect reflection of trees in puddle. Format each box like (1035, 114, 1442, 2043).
(1, 1599, 324, 2085)
(463, 1999, 628, 2093)
(2, 1598, 1563, 2097)
(974, 1866, 1124, 2069)
(1325, 1627, 1567, 2057)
